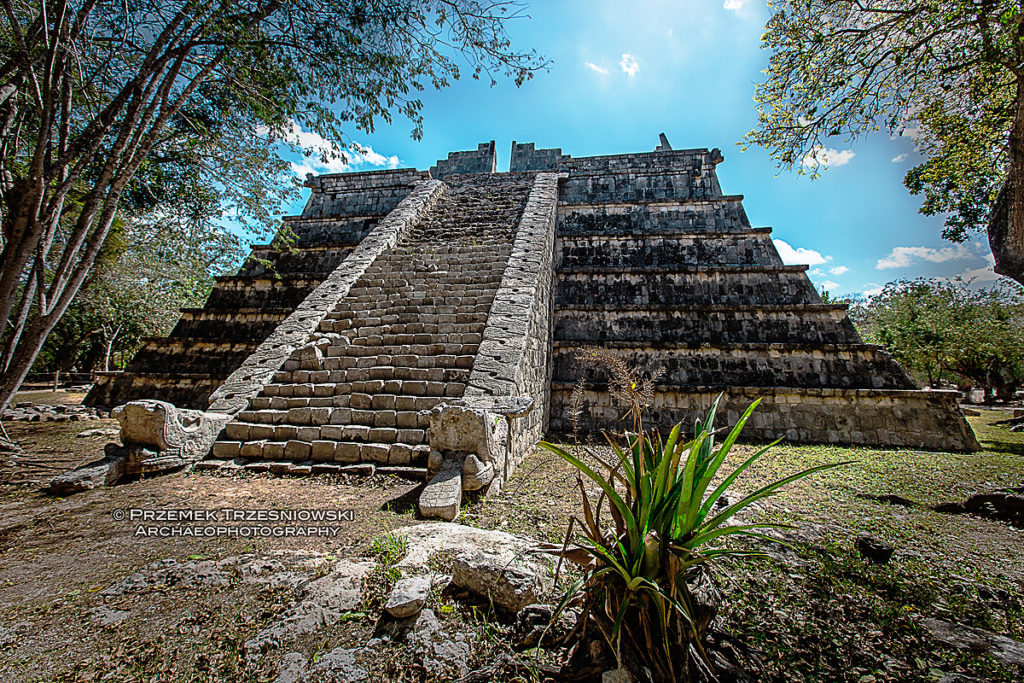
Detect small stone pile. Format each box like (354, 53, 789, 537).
(2, 402, 105, 422)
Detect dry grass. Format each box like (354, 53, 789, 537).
(0, 391, 1021, 681)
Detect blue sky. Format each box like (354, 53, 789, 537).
(278, 0, 1008, 298)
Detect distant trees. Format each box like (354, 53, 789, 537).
(33, 211, 244, 376)
(848, 279, 1024, 400)
(0, 0, 544, 412)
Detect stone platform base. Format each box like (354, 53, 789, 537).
(550, 385, 980, 452)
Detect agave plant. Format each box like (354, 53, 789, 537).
(540, 392, 845, 681)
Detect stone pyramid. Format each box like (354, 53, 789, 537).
(86, 137, 979, 502)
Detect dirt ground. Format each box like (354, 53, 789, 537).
(0, 391, 1021, 682)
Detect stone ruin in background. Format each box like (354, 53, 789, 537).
(76, 136, 979, 517)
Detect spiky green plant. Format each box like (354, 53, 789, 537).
(541, 380, 846, 681)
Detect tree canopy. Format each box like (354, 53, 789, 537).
(847, 278, 1024, 400)
(0, 0, 544, 412)
(745, 0, 1024, 287)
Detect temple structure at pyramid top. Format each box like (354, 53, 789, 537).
(86, 135, 979, 513)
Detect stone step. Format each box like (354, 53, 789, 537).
(556, 226, 773, 239)
(552, 341, 915, 390)
(204, 278, 322, 309)
(554, 304, 860, 345)
(127, 341, 260, 376)
(237, 395, 443, 424)
(319, 320, 486, 341)
(170, 312, 291, 341)
(557, 264, 809, 275)
(548, 384, 976, 451)
(556, 268, 820, 307)
(224, 421, 427, 447)
(178, 306, 295, 317)
(333, 343, 480, 357)
(85, 372, 224, 411)
(238, 245, 355, 277)
(556, 232, 782, 269)
(271, 366, 470, 386)
(328, 320, 488, 336)
(558, 197, 751, 235)
(327, 304, 492, 317)
(212, 438, 430, 466)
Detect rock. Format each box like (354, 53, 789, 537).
(384, 575, 432, 618)
(111, 399, 231, 474)
(101, 559, 233, 596)
(513, 603, 579, 649)
(427, 449, 444, 473)
(855, 534, 894, 564)
(960, 407, 981, 416)
(89, 606, 129, 626)
(314, 646, 367, 682)
(75, 427, 119, 438)
(937, 675, 986, 683)
(407, 608, 472, 679)
(0, 437, 23, 453)
(245, 559, 373, 652)
(46, 455, 126, 494)
(298, 559, 373, 611)
(391, 523, 550, 572)
(603, 669, 634, 683)
(419, 467, 463, 521)
(273, 652, 309, 683)
(922, 617, 1024, 666)
(461, 453, 494, 491)
(451, 549, 549, 612)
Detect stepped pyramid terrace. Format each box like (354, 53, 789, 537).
(84, 136, 980, 513)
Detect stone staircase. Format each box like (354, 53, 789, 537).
(210, 174, 535, 473)
(85, 169, 426, 410)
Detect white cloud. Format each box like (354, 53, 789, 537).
(773, 239, 832, 266)
(830, 265, 849, 275)
(862, 282, 883, 298)
(954, 251, 1001, 284)
(802, 146, 855, 169)
(585, 61, 608, 75)
(620, 53, 639, 78)
(278, 120, 399, 176)
(819, 280, 840, 291)
(810, 268, 826, 277)
(891, 153, 907, 163)
(723, 0, 746, 12)
(875, 244, 972, 270)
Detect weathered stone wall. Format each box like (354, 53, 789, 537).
(429, 142, 497, 179)
(558, 199, 751, 234)
(553, 342, 916, 390)
(509, 142, 569, 172)
(170, 309, 289, 341)
(557, 231, 781, 268)
(238, 246, 355, 278)
(558, 149, 725, 202)
(207, 179, 447, 415)
(550, 386, 979, 452)
(556, 266, 820, 307)
(554, 304, 862, 345)
(459, 172, 562, 488)
(301, 168, 428, 219)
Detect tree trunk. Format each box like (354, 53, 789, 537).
(103, 325, 120, 372)
(988, 82, 1024, 286)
